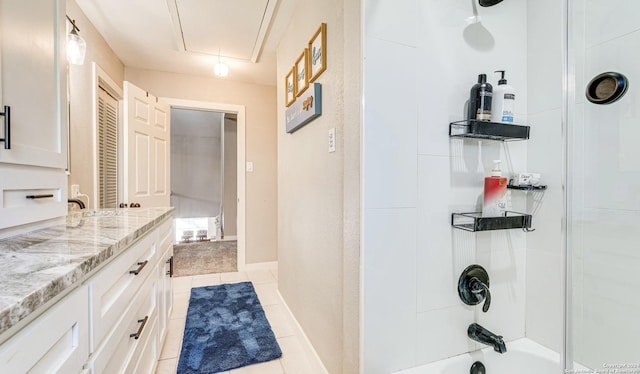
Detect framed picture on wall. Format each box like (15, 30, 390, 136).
(285, 67, 296, 107)
(308, 23, 327, 82)
(294, 49, 309, 97)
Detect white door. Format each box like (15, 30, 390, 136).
(122, 81, 170, 207)
(0, 0, 67, 168)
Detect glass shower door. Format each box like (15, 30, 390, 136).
(569, 0, 640, 370)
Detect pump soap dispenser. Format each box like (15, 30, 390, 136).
(491, 70, 515, 124)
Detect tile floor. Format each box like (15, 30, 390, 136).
(155, 267, 326, 374)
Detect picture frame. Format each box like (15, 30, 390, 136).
(308, 23, 327, 82)
(285, 67, 296, 107)
(294, 49, 309, 97)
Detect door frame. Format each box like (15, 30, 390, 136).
(161, 97, 247, 271)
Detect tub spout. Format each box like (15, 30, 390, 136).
(468, 323, 507, 354)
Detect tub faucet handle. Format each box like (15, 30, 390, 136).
(458, 264, 491, 313)
(470, 277, 491, 312)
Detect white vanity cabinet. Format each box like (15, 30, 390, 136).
(0, 286, 90, 374)
(0, 0, 69, 230)
(86, 217, 173, 374)
(0, 216, 174, 374)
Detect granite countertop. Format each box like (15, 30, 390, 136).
(0, 207, 174, 338)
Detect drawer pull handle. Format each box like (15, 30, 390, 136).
(0, 106, 9, 149)
(129, 260, 148, 275)
(166, 256, 173, 277)
(130, 315, 149, 340)
(26, 194, 54, 199)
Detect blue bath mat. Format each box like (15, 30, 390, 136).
(177, 282, 282, 373)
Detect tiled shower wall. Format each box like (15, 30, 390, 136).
(524, 0, 564, 353)
(572, 0, 640, 367)
(362, 1, 530, 372)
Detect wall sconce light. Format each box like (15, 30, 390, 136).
(66, 16, 86, 65)
(214, 52, 229, 77)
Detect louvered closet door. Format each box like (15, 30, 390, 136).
(122, 81, 170, 207)
(98, 88, 118, 208)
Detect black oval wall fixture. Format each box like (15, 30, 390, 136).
(479, 0, 504, 7)
(586, 72, 629, 105)
(470, 361, 486, 374)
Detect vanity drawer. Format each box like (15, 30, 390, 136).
(88, 228, 158, 350)
(0, 286, 89, 374)
(0, 164, 66, 229)
(89, 267, 158, 374)
(126, 312, 159, 374)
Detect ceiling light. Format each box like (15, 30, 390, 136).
(214, 62, 229, 77)
(214, 51, 228, 77)
(66, 16, 86, 65)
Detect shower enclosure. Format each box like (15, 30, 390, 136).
(361, 0, 640, 372)
(568, 0, 640, 368)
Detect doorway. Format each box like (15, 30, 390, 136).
(162, 98, 247, 272)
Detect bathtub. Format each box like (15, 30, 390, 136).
(396, 338, 588, 374)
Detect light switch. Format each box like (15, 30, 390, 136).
(328, 128, 336, 153)
(246, 161, 254, 172)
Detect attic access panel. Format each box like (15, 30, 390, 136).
(176, 0, 270, 61)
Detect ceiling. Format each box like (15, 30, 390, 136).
(75, 0, 295, 86)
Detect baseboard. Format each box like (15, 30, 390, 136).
(276, 289, 329, 374)
(242, 261, 278, 271)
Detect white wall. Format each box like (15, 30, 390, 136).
(524, 0, 564, 353)
(276, 2, 345, 372)
(362, 0, 528, 372)
(170, 109, 224, 219)
(571, 0, 640, 367)
(276, 0, 361, 372)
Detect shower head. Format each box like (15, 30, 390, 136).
(479, 0, 504, 7)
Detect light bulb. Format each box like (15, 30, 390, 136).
(214, 62, 229, 77)
(67, 30, 86, 65)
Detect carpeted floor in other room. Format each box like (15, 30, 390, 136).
(173, 240, 237, 276)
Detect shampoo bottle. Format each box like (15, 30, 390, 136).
(482, 160, 508, 217)
(491, 70, 516, 123)
(468, 74, 493, 121)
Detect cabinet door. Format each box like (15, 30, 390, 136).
(0, 0, 68, 168)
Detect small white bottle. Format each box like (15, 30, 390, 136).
(491, 70, 515, 124)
